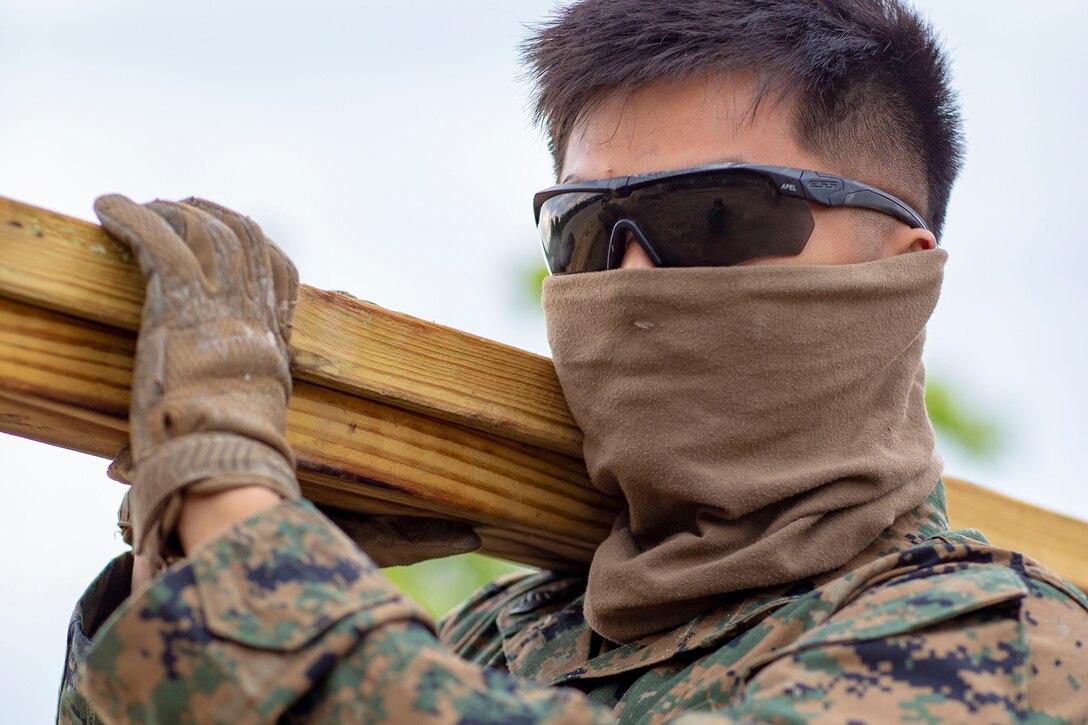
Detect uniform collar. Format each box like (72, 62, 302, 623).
(498, 480, 953, 685)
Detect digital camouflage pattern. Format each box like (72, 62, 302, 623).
(59, 481, 1088, 723)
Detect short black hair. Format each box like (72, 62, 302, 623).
(522, 0, 965, 240)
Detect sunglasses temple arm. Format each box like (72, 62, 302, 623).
(839, 189, 929, 231)
(796, 170, 928, 231)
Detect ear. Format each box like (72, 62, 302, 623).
(883, 224, 937, 256)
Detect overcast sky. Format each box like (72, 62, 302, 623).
(1, 1, 1086, 718)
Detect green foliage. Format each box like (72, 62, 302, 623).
(520, 259, 550, 310)
(383, 554, 528, 619)
(924, 377, 1002, 458)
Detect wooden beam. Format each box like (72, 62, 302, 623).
(1, 196, 1085, 590)
(0, 196, 583, 458)
(0, 294, 611, 568)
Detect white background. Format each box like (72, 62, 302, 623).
(1, 1, 1086, 718)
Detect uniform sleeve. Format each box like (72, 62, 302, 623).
(57, 552, 133, 724)
(72, 499, 611, 724)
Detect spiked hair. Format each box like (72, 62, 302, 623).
(522, 0, 964, 239)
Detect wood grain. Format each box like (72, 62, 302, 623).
(1, 195, 1084, 589)
(0, 196, 583, 457)
(0, 294, 611, 568)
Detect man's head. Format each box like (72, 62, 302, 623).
(524, 0, 963, 266)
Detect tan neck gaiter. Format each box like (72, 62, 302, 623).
(542, 249, 947, 644)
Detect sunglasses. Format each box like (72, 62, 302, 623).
(533, 163, 928, 274)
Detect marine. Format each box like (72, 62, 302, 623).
(57, 0, 1088, 722)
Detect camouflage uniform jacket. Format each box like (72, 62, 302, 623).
(59, 481, 1088, 723)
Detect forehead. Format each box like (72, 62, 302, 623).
(560, 74, 829, 183)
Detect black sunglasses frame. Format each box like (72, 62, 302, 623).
(534, 163, 928, 230)
(533, 163, 929, 273)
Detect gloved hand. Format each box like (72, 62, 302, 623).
(96, 195, 300, 566)
(99, 195, 481, 568)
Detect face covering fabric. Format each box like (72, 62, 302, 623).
(542, 249, 947, 644)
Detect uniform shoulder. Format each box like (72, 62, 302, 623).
(733, 539, 1088, 723)
(929, 531, 1088, 609)
(804, 534, 1088, 649)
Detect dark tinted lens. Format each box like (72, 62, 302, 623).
(628, 172, 814, 266)
(538, 192, 612, 274)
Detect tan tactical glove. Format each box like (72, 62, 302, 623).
(100, 196, 480, 568)
(96, 195, 300, 566)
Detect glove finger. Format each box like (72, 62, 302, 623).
(145, 201, 244, 295)
(94, 195, 205, 297)
(320, 509, 482, 568)
(106, 445, 134, 485)
(264, 239, 299, 343)
(363, 516, 481, 568)
(182, 198, 272, 314)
